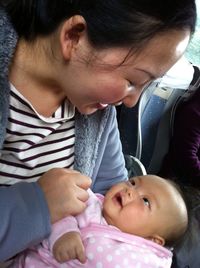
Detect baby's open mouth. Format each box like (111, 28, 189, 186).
(115, 192, 123, 207)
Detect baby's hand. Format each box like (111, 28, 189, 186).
(52, 231, 86, 264)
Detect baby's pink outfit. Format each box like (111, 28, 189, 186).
(12, 189, 172, 268)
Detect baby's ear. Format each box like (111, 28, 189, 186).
(148, 235, 165, 246)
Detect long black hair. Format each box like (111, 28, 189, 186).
(1, 0, 197, 49)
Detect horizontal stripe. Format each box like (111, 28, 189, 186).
(0, 161, 74, 184)
(0, 84, 76, 185)
(9, 118, 57, 131)
(10, 105, 39, 119)
(0, 153, 74, 171)
(10, 90, 33, 110)
(4, 134, 75, 152)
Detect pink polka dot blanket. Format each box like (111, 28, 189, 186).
(12, 223, 172, 268)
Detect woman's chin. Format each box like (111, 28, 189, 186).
(77, 104, 108, 115)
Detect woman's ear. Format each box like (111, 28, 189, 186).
(148, 235, 165, 246)
(59, 15, 86, 60)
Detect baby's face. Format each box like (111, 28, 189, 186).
(103, 175, 187, 244)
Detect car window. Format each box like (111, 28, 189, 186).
(185, 0, 200, 66)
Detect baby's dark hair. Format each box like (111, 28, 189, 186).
(164, 178, 200, 248)
(1, 0, 196, 49)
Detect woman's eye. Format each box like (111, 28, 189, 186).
(143, 197, 150, 207)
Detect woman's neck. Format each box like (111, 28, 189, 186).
(9, 38, 66, 117)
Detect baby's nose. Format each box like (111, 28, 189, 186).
(126, 186, 139, 201)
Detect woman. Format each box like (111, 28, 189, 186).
(0, 0, 196, 261)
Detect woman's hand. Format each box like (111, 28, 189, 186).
(38, 168, 92, 223)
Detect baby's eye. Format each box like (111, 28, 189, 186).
(130, 179, 135, 186)
(143, 197, 150, 207)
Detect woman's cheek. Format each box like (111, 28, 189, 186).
(99, 84, 126, 104)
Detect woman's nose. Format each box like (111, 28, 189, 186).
(122, 88, 142, 108)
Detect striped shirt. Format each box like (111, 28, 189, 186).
(0, 84, 75, 185)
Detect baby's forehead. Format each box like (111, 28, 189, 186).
(134, 175, 180, 199)
(129, 175, 187, 217)
(131, 174, 165, 185)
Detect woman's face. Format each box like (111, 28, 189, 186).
(60, 29, 190, 115)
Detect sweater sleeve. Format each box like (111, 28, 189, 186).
(0, 182, 51, 261)
(92, 107, 128, 194)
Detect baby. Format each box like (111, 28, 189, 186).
(12, 175, 188, 268)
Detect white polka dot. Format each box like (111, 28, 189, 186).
(131, 253, 136, 259)
(155, 257, 160, 265)
(97, 246, 103, 252)
(126, 244, 133, 250)
(139, 248, 145, 253)
(89, 237, 96, 244)
(144, 256, 149, 264)
(106, 255, 113, 262)
(103, 234, 110, 238)
(96, 262, 103, 268)
(115, 250, 121, 255)
(123, 258, 129, 265)
(87, 252, 94, 260)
